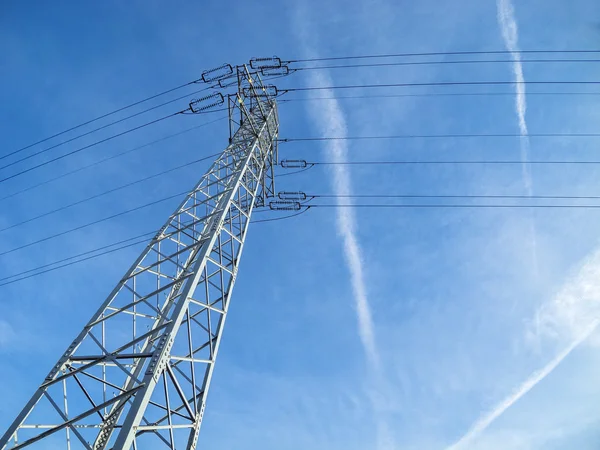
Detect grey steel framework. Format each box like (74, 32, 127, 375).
(0, 67, 279, 450)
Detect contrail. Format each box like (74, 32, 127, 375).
(292, 6, 389, 447)
(445, 318, 599, 450)
(447, 243, 600, 448)
(497, 0, 532, 190)
(306, 70, 381, 370)
(497, 0, 538, 272)
(301, 66, 389, 448)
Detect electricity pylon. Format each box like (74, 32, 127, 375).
(0, 65, 279, 450)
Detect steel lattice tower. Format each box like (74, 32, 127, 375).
(0, 66, 279, 450)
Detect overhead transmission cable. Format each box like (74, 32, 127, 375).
(252, 208, 311, 223)
(279, 91, 600, 104)
(292, 58, 600, 71)
(8, 77, 208, 159)
(286, 49, 600, 63)
(283, 80, 600, 95)
(281, 159, 600, 166)
(0, 85, 216, 166)
(8, 189, 600, 286)
(308, 203, 600, 209)
(269, 192, 600, 213)
(7, 68, 286, 166)
(13, 78, 598, 184)
(0, 153, 221, 233)
(9, 51, 599, 161)
(306, 193, 600, 200)
(10, 153, 600, 249)
(292, 192, 600, 206)
(0, 231, 156, 287)
(0, 208, 307, 287)
(0, 112, 180, 186)
(280, 132, 600, 143)
(0, 116, 227, 204)
(276, 158, 600, 178)
(0, 190, 188, 258)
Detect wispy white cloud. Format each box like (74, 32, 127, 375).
(444, 4, 600, 447)
(535, 246, 600, 343)
(443, 6, 600, 446)
(446, 243, 600, 449)
(290, 5, 390, 445)
(497, 0, 538, 273)
(445, 318, 598, 450)
(497, 0, 531, 193)
(309, 70, 379, 375)
(303, 68, 393, 450)
(308, 78, 380, 368)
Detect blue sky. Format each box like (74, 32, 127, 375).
(3, 0, 600, 449)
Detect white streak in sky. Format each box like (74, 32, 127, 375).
(292, 7, 388, 447)
(300, 60, 389, 447)
(447, 245, 600, 449)
(497, 0, 538, 274)
(307, 70, 381, 370)
(497, 0, 532, 193)
(445, 319, 599, 450)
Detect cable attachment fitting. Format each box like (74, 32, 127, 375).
(189, 92, 224, 113)
(249, 56, 282, 69)
(260, 65, 290, 77)
(278, 191, 307, 201)
(269, 200, 302, 211)
(242, 85, 278, 98)
(280, 159, 307, 168)
(200, 64, 234, 83)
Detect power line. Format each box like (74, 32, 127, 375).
(0, 112, 180, 186)
(294, 58, 600, 71)
(309, 203, 600, 209)
(276, 166, 315, 177)
(8, 79, 203, 160)
(0, 86, 217, 168)
(275, 158, 600, 180)
(0, 231, 155, 285)
(0, 153, 220, 234)
(0, 208, 307, 287)
(287, 49, 600, 63)
(0, 190, 187, 258)
(0, 116, 227, 204)
(309, 193, 600, 200)
(14, 56, 587, 164)
(5, 196, 600, 285)
(279, 91, 600, 103)
(0, 238, 151, 288)
(252, 208, 311, 223)
(299, 159, 600, 165)
(280, 133, 600, 142)
(284, 80, 600, 94)
(7, 68, 288, 164)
